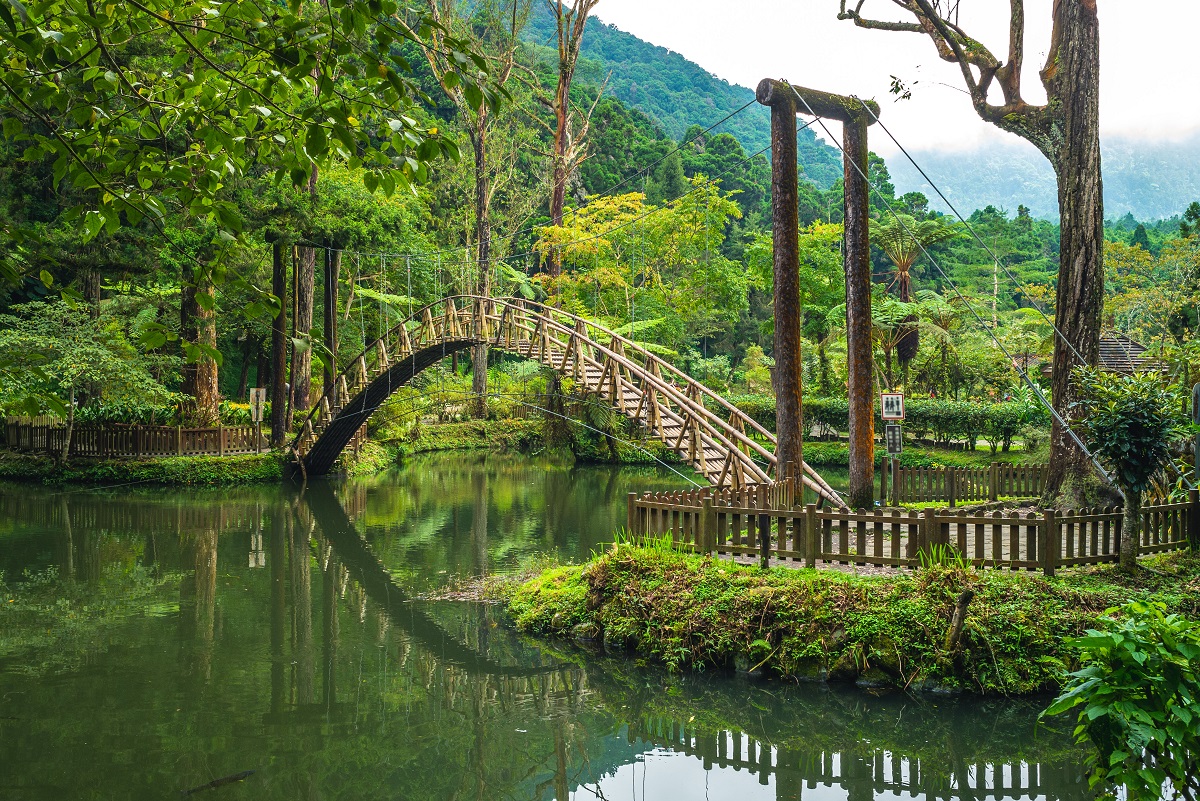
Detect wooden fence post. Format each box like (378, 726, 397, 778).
(701, 499, 717, 555)
(1042, 509, 1058, 577)
(989, 462, 999, 502)
(947, 468, 957, 508)
(757, 485, 771, 569)
(916, 509, 938, 565)
(217, 424, 225, 456)
(1189, 489, 1199, 552)
(176, 425, 183, 456)
(804, 504, 818, 568)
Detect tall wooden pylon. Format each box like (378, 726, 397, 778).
(757, 78, 880, 509)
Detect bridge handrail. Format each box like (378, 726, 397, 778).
(289, 295, 839, 500)
(508, 297, 841, 499)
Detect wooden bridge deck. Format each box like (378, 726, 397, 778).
(292, 295, 840, 503)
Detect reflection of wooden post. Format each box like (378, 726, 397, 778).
(759, 84, 803, 477)
(843, 115, 875, 509)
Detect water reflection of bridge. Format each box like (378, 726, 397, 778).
(2, 479, 1089, 801)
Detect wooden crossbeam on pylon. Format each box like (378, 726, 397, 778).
(420, 309, 436, 345)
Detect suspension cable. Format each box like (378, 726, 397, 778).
(853, 98, 1090, 367)
(783, 81, 1120, 491)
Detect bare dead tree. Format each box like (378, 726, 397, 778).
(839, 0, 1104, 503)
(403, 0, 530, 416)
(544, 0, 602, 279)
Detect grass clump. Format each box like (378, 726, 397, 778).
(0, 451, 282, 485)
(508, 546, 1200, 695)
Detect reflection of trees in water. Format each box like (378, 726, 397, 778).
(3, 478, 1088, 801)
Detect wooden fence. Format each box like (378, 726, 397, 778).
(5, 419, 266, 458)
(627, 485, 1199, 575)
(889, 463, 1047, 506)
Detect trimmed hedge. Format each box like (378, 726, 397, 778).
(725, 394, 1048, 452)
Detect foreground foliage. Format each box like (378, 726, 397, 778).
(1046, 601, 1200, 800)
(508, 545, 1200, 696)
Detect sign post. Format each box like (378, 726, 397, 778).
(885, 423, 903, 505)
(249, 388, 267, 453)
(1193, 383, 1200, 486)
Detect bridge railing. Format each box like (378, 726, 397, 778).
(627, 487, 1200, 574)
(292, 295, 842, 502)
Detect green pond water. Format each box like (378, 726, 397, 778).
(0, 453, 1088, 800)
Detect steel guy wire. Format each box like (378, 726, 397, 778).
(784, 81, 1123, 492)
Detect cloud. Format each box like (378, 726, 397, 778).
(592, 1, 1200, 155)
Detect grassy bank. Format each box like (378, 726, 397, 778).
(377, 418, 684, 467)
(802, 439, 1043, 469)
(508, 545, 1200, 696)
(0, 450, 283, 486)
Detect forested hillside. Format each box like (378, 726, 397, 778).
(523, 5, 843, 187)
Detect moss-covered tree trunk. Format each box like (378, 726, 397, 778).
(181, 272, 219, 426)
(1044, 1, 1104, 504)
(1120, 487, 1139, 572)
(292, 245, 316, 416)
(471, 126, 491, 419)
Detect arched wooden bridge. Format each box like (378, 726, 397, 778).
(291, 295, 840, 503)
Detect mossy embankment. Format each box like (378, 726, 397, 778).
(0, 450, 284, 486)
(376, 418, 684, 467)
(507, 546, 1200, 696)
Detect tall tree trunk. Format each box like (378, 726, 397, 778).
(181, 272, 220, 426)
(270, 240, 289, 446)
(1044, 0, 1104, 504)
(840, 0, 1105, 503)
(768, 98, 803, 478)
(292, 245, 316, 416)
(546, 0, 599, 280)
(236, 336, 253, 400)
(547, 75, 569, 279)
(844, 117, 875, 509)
(472, 128, 491, 419)
(322, 249, 340, 405)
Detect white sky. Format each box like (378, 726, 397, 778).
(591, 1, 1200, 156)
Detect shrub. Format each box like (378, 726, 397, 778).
(733, 395, 1050, 450)
(1045, 601, 1200, 800)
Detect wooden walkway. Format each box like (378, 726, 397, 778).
(293, 295, 840, 502)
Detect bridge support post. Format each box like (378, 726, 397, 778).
(757, 79, 879, 507)
(763, 87, 804, 479)
(843, 115, 876, 509)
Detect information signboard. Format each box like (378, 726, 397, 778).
(881, 392, 905, 421)
(885, 423, 903, 456)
